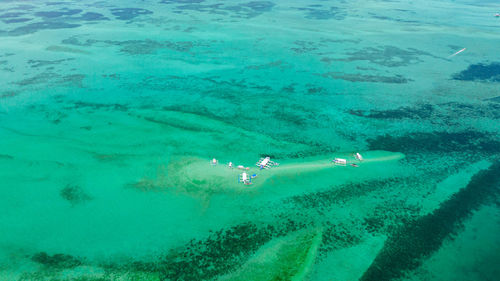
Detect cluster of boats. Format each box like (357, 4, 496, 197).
(210, 157, 278, 185)
(210, 153, 364, 186)
(333, 152, 363, 167)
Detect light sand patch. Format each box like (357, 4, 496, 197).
(218, 228, 323, 281)
(406, 204, 500, 281)
(129, 150, 406, 206)
(420, 160, 492, 214)
(309, 235, 386, 281)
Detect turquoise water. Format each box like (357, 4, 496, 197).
(1, 0, 500, 280)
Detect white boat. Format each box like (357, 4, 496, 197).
(256, 156, 278, 169)
(355, 153, 363, 161)
(238, 172, 252, 185)
(333, 158, 347, 166)
(237, 165, 249, 170)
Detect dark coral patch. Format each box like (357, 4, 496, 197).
(68, 101, 128, 111)
(369, 13, 418, 24)
(32, 252, 83, 269)
(321, 222, 362, 253)
(281, 84, 295, 93)
(285, 178, 408, 210)
(163, 1, 274, 19)
(241, 1, 275, 13)
(60, 184, 92, 206)
(89, 39, 194, 54)
(6, 4, 37, 11)
(0, 12, 26, 18)
(307, 86, 327, 95)
(15, 72, 60, 86)
(487, 96, 500, 103)
(0, 154, 14, 160)
(142, 116, 217, 132)
(323, 72, 411, 83)
(159, 223, 275, 280)
(439, 101, 500, 119)
(221, 1, 275, 18)
(156, 219, 311, 280)
(335, 46, 434, 67)
(45, 2, 68, 5)
(297, 6, 344, 20)
(245, 60, 287, 70)
(2, 18, 31, 23)
(79, 12, 108, 21)
(160, 0, 205, 3)
(361, 161, 500, 281)
(58, 74, 86, 87)
(349, 104, 434, 119)
(116, 40, 180, 54)
(61, 36, 97, 46)
(367, 131, 500, 154)
(8, 21, 80, 36)
(46, 45, 90, 54)
(110, 8, 153, 20)
(28, 58, 74, 68)
(291, 40, 319, 54)
(35, 8, 82, 19)
(350, 102, 500, 121)
(452, 62, 500, 82)
(14, 72, 84, 88)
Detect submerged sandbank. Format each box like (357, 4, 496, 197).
(129, 150, 406, 201)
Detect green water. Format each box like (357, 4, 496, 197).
(1, 0, 499, 280)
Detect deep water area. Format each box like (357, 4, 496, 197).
(1, 0, 499, 280)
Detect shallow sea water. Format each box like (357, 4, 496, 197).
(1, 0, 499, 280)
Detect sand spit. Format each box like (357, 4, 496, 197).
(129, 150, 405, 199)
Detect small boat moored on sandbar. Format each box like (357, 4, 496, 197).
(355, 152, 363, 161)
(332, 158, 347, 166)
(237, 165, 250, 170)
(256, 156, 279, 170)
(238, 172, 252, 185)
